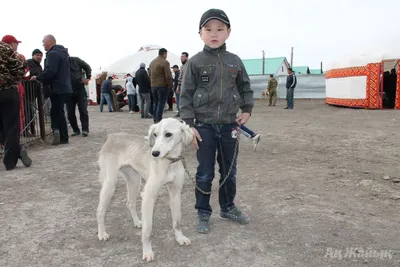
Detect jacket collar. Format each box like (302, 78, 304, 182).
(203, 43, 227, 55)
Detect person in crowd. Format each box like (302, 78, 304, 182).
(0, 39, 32, 170)
(67, 56, 92, 137)
(31, 34, 72, 145)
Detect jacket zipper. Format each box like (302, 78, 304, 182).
(217, 52, 223, 123)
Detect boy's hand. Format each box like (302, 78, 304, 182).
(191, 127, 202, 150)
(236, 113, 251, 125)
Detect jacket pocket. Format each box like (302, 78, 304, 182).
(193, 88, 209, 113)
(231, 88, 240, 110)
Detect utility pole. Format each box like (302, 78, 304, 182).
(262, 50, 265, 75)
(320, 61, 323, 74)
(290, 47, 293, 67)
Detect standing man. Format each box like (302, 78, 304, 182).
(27, 49, 43, 76)
(171, 65, 180, 117)
(67, 56, 92, 137)
(176, 52, 189, 116)
(99, 77, 113, 112)
(149, 48, 173, 123)
(31, 34, 72, 145)
(135, 63, 152, 118)
(0, 41, 32, 170)
(267, 74, 278, 106)
(24, 49, 44, 136)
(285, 67, 297, 109)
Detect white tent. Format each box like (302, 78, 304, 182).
(88, 45, 181, 103)
(104, 44, 180, 78)
(325, 36, 400, 109)
(327, 37, 400, 70)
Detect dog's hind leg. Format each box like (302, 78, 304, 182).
(97, 165, 118, 241)
(120, 166, 142, 228)
(167, 181, 191, 246)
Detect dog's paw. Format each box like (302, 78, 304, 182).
(176, 235, 191, 246)
(134, 220, 142, 228)
(98, 231, 110, 241)
(142, 249, 155, 262)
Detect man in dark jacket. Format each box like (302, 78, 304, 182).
(67, 56, 92, 137)
(31, 35, 72, 145)
(285, 67, 297, 109)
(25, 48, 43, 136)
(27, 49, 43, 76)
(99, 77, 113, 112)
(171, 65, 180, 117)
(135, 63, 152, 118)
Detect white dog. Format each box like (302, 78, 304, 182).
(96, 118, 194, 262)
(261, 89, 269, 99)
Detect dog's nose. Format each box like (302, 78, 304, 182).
(152, 151, 160, 157)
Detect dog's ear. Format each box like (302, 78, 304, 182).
(180, 122, 194, 147)
(147, 124, 157, 147)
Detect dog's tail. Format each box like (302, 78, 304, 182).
(98, 134, 115, 185)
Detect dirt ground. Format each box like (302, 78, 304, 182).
(0, 99, 399, 267)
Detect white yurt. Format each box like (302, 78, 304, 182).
(88, 44, 181, 104)
(325, 38, 400, 110)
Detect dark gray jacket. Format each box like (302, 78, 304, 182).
(69, 57, 91, 86)
(180, 44, 254, 127)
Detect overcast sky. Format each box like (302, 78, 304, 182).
(2, 0, 399, 72)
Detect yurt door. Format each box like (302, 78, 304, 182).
(380, 59, 399, 109)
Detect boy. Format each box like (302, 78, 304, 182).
(180, 8, 254, 233)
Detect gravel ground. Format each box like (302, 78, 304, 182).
(1, 99, 399, 267)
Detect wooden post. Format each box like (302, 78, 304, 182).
(290, 47, 293, 67)
(262, 50, 265, 75)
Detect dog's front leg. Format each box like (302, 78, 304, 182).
(167, 182, 191, 246)
(141, 180, 162, 262)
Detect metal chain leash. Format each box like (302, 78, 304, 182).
(180, 130, 240, 195)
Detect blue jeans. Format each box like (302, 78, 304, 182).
(194, 122, 238, 215)
(286, 88, 294, 109)
(151, 87, 167, 122)
(127, 94, 137, 111)
(100, 93, 112, 112)
(175, 92, 180, 114)
(239, 125, 255, 138)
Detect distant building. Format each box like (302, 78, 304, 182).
(292, 66, 310, 75)
(242, 57, 290, 76)
(310, 68, 324, 74)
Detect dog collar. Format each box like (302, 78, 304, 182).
(167, 155, 183, 163)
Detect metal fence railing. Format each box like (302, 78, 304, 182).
(20, 81, 52, 145)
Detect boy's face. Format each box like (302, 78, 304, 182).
(200, 19, 231, 49)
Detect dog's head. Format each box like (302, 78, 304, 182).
(147, 118, 194, 159)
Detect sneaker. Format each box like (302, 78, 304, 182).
(82, 131, 89, 137)
(251, 133, 261, 151)
(196, 213, 210, 234)
(19, 149, 32, 167)
(220, 207, 250, 224)
(71, 131, 81, 136)
(52, 130, 61, 146)
(129, 111, 133, 114)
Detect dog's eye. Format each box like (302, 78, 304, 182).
(165, 133, 173, 138)
(153, 133, 157, 137)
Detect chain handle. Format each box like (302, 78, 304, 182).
(181, 129, 240, 195)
